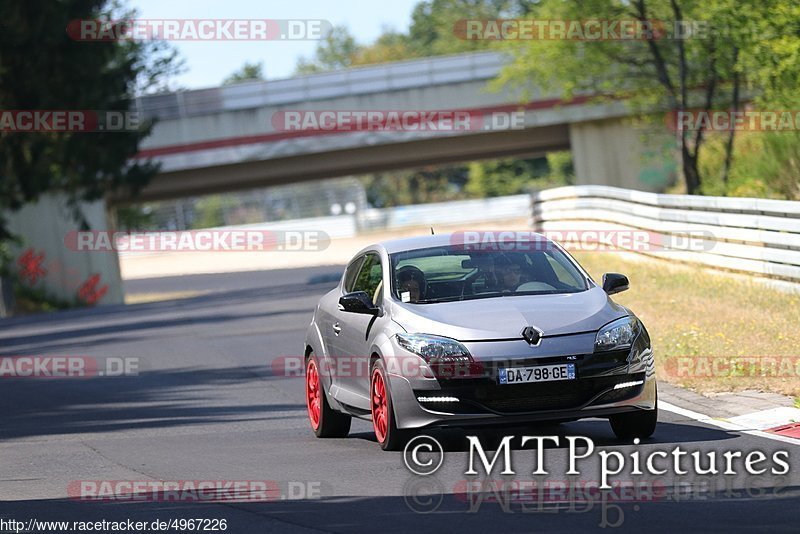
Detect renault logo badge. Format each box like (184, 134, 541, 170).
(521, 326, 543, 346)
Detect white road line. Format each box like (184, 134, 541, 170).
(660, 401, 800, 447)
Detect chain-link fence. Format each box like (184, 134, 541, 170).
(137, 177, 368, 231)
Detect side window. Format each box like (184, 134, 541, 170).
(343, 256, 364, 293)
(352, 253, 383, 303)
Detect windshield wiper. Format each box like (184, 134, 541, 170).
(412, 293, 503, 304)
(412, 295, 467, 304)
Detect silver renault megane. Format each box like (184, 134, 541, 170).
(304, 233, 657, 450)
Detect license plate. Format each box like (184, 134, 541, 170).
(498, 363, 576, 385)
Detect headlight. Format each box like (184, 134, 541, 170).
(595, 317, 639, 352)
(395, 333, 471, 363)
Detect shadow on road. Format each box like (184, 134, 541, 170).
(349, 417, 738, 451)
(0, 365, 303, 440)
(0, 276, 340, 353)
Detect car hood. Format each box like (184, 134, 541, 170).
(389, 287, 629, 340)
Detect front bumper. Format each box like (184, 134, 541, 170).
(387, 332, 656, 430)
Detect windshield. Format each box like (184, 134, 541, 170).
(390, 244, 589, 304)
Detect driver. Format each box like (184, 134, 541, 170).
(396, 265, 426, 302)
(495, 256, 522, 292)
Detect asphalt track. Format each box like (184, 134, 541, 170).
(1, 266, 798, 532)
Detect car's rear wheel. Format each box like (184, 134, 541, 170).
(609, 397, 658, 440)
(306, 353, 351, 438)
(370, 359, 408, 451)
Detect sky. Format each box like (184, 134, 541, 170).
(130, 0, 421, 90)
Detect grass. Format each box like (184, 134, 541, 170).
(572, 251, 800, 399)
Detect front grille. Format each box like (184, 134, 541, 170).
(418, 373, 645, 414)
(476, 376, 620, 413)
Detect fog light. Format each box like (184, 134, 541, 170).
(613, 380, 644, 390)
(417, 396, 459, 403)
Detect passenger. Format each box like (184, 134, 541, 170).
(472, 253, 498, 290)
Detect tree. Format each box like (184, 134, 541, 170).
(406, 0, 530, 56)
(495, 0, 755, 195)
(295, 26, 361, 74)
(465, 156, 557, 197)
(351, 30, 416, 66)
(223, 61, 265, 85)
(294, 2, 536, 73)
(0, 0, 182, 239)
(360, 166, 469, 207)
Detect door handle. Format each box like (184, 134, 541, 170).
(332, 322, 342, 335)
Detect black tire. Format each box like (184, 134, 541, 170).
(610, 396, 658, 440)
(306, 353, 351, 438)
(370, 359, 409, 451)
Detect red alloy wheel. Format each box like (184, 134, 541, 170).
(371, 367, 389, 443)
(306, 359, 321, 430)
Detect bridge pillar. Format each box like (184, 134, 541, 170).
(569, 118, 677, 192)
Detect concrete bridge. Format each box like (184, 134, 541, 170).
(126, 51, 675, 203)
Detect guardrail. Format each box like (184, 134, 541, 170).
(531, 185, 800, 284)
(360, 194, 531, 231)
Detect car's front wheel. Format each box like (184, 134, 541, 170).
(371, 359, 408, 451)
(306, 353, 351, 438)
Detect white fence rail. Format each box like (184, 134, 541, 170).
(531, 185, 800, 283)
(360, 194, 531, 230)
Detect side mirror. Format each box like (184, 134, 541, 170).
(339, 291, 380, 315)
(602, 273, 629, 295)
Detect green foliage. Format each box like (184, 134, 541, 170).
(466, 154, 572, 197)
(191, 195, 235, 229)
(406, 0, 525, 56)
(360, 166, 469, 207)
(545, 151, 575, 187)
(13, 280, 75, 314)
(290, 0, 799, 200)
(737, 3, 800, 108)
(0, 0, 182, 239)
(115, 205, 155, 231)
(295, 1, 532, 72)
(495, 0, 800, 197)
(699, 131, 800, 199)
(0, 237, 18, 278)
(295, 26, 361, 74)
(223, 61, 265, 85)
(352, 30, 416, 66)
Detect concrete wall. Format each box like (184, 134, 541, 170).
(5, 194, 123, 306)
(569, 119, 677, 192)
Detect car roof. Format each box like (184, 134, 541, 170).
(375, 232, 550, 254)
